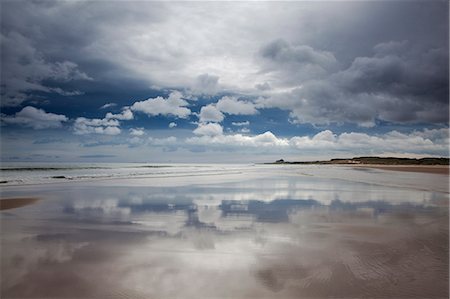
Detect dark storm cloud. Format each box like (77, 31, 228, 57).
(292, 1, 448, 65)
(256, 0, 448, 126)
(334, 42, 448, 102)
(258, 37, 448, 126)
(259, 39, 338, 80)
(0, 30, 91, 106)
(0, 1, 167, 106)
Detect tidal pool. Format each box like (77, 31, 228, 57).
(1, 165, 448, 298)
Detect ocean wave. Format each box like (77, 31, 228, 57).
(0, 164, 250, 187)
(0, 165, 172, 171)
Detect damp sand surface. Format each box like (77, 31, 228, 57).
(352, 164, 449, 175)
(0, 197, 39, 210)
(1, 164, 448, 298)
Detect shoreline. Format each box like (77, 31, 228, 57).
(1, 163, 448, 189)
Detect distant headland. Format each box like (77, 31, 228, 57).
(267, 157, 450, 165)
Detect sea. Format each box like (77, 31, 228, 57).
(0, 162, 250, 185)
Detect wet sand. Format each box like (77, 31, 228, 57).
(0, 197, 39, 210)
(1, 166, 448, 298)
(352, 164, 449, 175)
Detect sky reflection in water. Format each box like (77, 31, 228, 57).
(1, 170, 448, 298)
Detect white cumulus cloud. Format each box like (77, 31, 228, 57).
(197, 97, 257, 124)
(1, 106, 68, 129)
(186, 128, 448, 157)
(73, 117, 121, 135)
(129, 128, 145, 136)
(106, 108, 134, 120)
(198, 105, 224, 123)
(131, 91, 191, 119)
(232, 121, 250, 126)
(73, 107, 133, 135)
(187, 131, 289, 148)
(216, 96, 258, 115)
(193, 123, 223, 136)
(100, 103, 117, 109)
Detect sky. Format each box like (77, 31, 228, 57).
(0, 0, 449, 163)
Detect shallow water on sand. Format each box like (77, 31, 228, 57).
(1, 165, 448, 298)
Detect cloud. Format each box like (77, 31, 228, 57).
(105, 108, 134, 120)
(73, 117, 121, 135)
(100, 103, 117, 109)
(148, 136, 178, 146)
(32, 137, 64, 144)
(260, 39, 337, 70)
(79, 154, 116, 158)
(0, 31, 91, 106)
(73, 107, 134, 135)
(129, 128, 145, 136)
(1, 106, 68, 129)
(74, 118, 119, 127)
(257, 82, 379, 127)
(193, 123, 223, 137)
(0, 1, 171, 105)
(186, 128, 448, 156)
(257, 40, 449, 126)
(373, 40, 409, 57)
(1, 1, 447, 127)
(131, 91, 191, 119)
(1, 2, 447, 108)
(196, 97, 257, 124)
(50, 61, 92, 82)
(168, 122, 177, 128)
(0, 1, 448, 163)
(312, 130, 444, 154)
(256, 40, 339, 94)
(255, 82, 271, 91)
(192, 73, 219, 95)
(215, 96, 258, 115)
(198, 105, 224, 123)
(239, 128, 250, 133)
(232, 121, 250, 126)
(187, 131, 289, 149)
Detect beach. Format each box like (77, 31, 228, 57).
(0, 197, 40, 210)
(352, 164, 450, 175)
(2, 1, 448, 297)
(1, 164, 448, 298)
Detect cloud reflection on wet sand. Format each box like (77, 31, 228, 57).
(1, 171, 448, 298)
